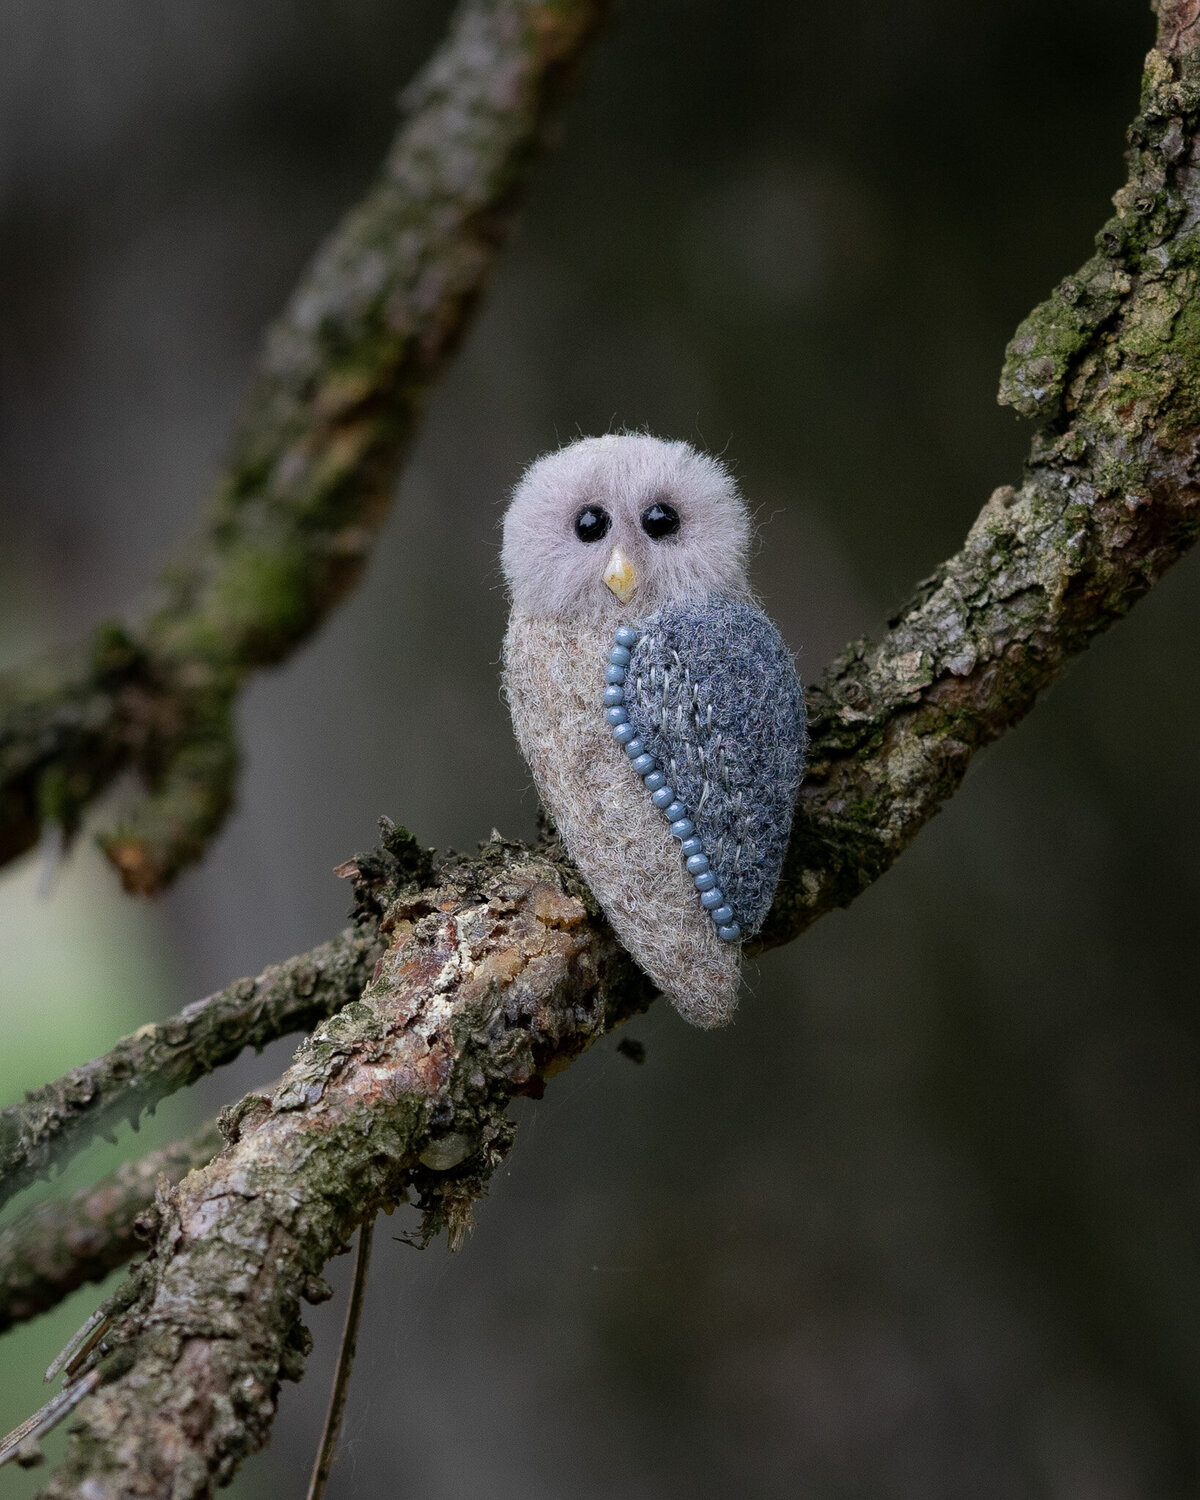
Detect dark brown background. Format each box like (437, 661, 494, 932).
(2, 2, 1198, 1496)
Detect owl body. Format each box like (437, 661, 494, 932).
(503, 610, 739, 1027)
(501, 434, 806, 1029)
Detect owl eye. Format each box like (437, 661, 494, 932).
(640, 501, 680, 540)
(574, 506, 611, 543)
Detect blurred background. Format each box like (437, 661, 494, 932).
(2, 1, 1198, 1495)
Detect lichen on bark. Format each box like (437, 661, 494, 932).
(760, 31, 1200, 947)
(10, 11, 1200, 1499)
(0, 927, 383, 1216)
(33, 840, 648, 1499)
(0, 1125, 222, 1334)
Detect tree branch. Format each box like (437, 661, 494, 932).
(760, 19, 1200, 947)
(17, 13, 1200, 1498)
(305, 1222, 373, 1500)
(33, 841, 650, 1499)
(0, 1124, 222, 1335)
(0, 0, 613, 895)
(0, 925, 382, 1216)
(0, 824, 430, 1215)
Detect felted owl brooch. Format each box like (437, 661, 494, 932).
(501, 433, 806, 1028)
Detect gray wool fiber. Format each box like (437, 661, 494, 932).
(500, 432, 805, 1028)
(624, 596, 806, 938)
(503, 612, 741, 1027)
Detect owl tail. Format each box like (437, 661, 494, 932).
(638, 941, 742, 1029)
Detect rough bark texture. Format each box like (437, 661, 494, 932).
(0, 1125, 222, 1335)
(0, 0, 612, 895)
(33, 839, 649, 1498)
(760, 24, 1200, 947)
(0, 924, 384, 1216)
(7, 9, 1200, 1497)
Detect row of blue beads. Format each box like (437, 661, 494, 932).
(604, 625, 741, 943)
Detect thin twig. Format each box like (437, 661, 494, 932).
(59, 1317, 112, 1387)
(306, 1220, 375, 1500)
(0, 1370, 98, 1471)
(43, 1308, 108, 1385)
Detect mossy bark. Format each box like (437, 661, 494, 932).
(34, 841, 648, 1498)
(0, 0, 613, 894)
(760, 21, 1200, 946)
(10, 9, 1200, 1496)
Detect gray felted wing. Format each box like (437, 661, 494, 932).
(624, 594, 807, 938)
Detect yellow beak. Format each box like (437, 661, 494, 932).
(602, 546, 637, 604)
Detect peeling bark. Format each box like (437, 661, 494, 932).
(34, 842, 648, 1498)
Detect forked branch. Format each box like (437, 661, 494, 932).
(12, 7, 1200, 1497)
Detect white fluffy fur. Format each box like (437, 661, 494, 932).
(501, 433, 752, 622)
(503, 611, 740, 1028)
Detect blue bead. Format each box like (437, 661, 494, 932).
(669, 819, 694, 840)
(717, 923, 741, 942)
(663, 800, 687, 822)
(711, 905, 734, 926)
(605, 706, 628, 726)
(603, 685, 624, 707)
(612, 722, 637, 745)
(605, 665, 626, 685)
(623, 739, 644, 759)
(686, 854, 710, 876)
(631, 753, 656, 775)
(700, 887, 725, 911)
(651, 786, 675, 809)
(694, 871, 717, 891)
(680, 837, 704, 858)
(609, 645, 631, 667)
(643, 771, 667, 792)
(614, 626, 638, 648)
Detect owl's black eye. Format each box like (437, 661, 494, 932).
(640, 501, 681, 540)
(574, 506, 611, 543)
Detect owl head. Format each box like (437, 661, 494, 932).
(501, 434, 752, 622)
